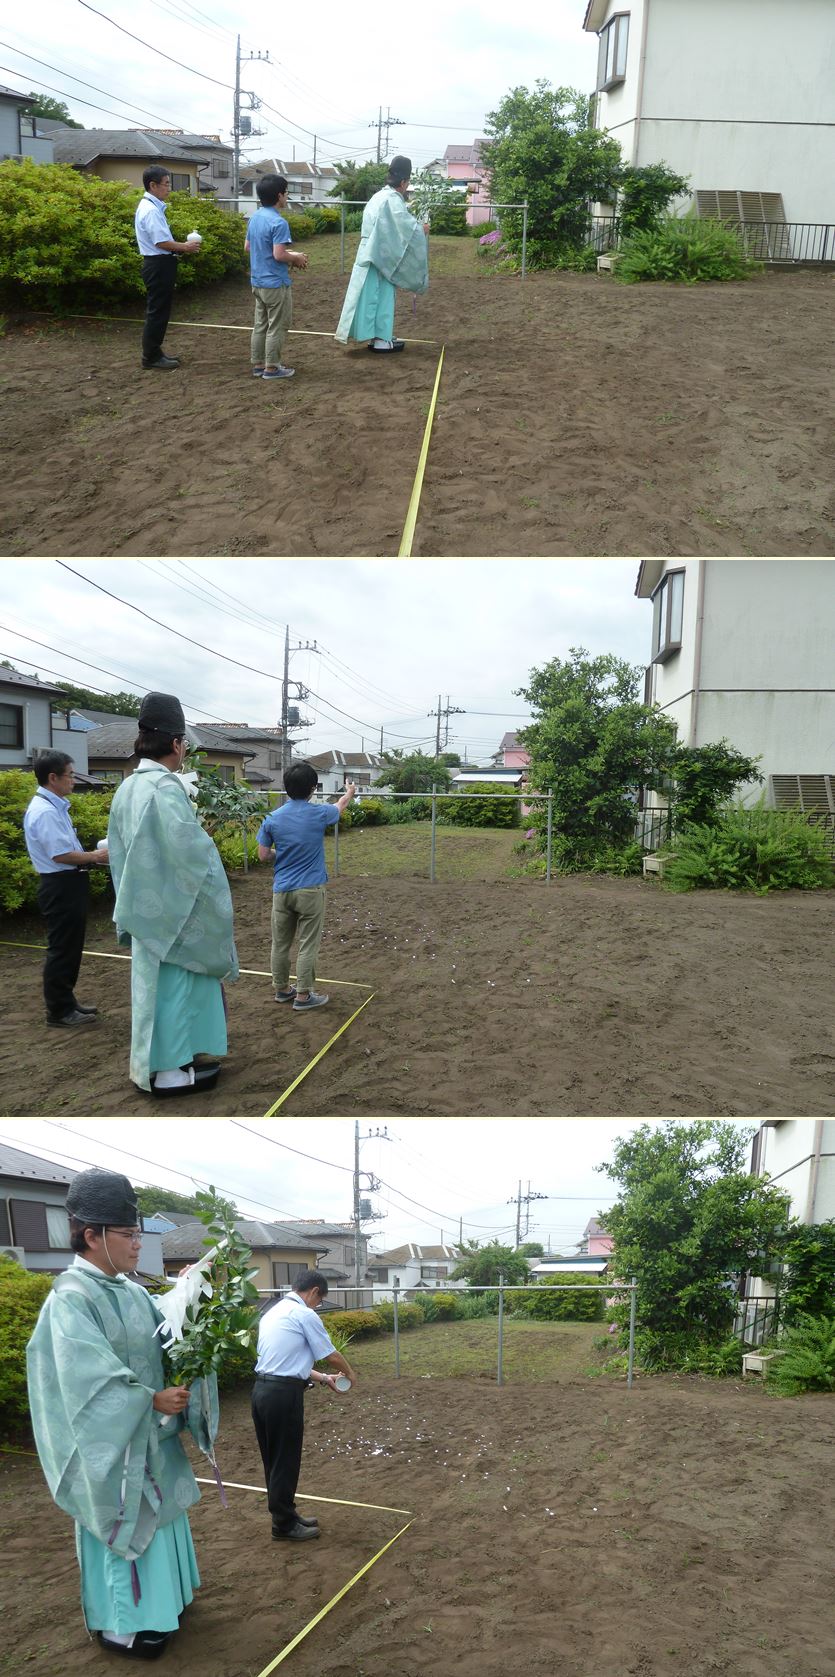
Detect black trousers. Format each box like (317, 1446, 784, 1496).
(36, 871, 89, 1020)
(251, 1376, 307, 1530)
(141, 255, 178, 362)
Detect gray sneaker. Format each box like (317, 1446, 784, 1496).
(292, 990, 329, 1011)
(262, 365, 295, 380)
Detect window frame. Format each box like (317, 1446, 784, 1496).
(169, 172, 191, 193)
(650, 567, 685, 664)
(0, 702, 24, 749)
(597, 12, 630, 92)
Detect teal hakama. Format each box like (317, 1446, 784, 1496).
(336, 184, 428, 345)
(107, 760, 239, 1090)
(26, 1257, 219, 1638)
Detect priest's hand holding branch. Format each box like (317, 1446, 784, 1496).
(153, 1386, 191, 1415)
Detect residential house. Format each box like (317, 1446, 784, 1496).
(203, 724, 289, 794)
(160, 1219, 324, 1299)
(79, 712, 256, 786)
(442, 140, 492, 226)
(0, 83, 55, 163)
(579, 1216, 614, 1256)
(635, 561, 835, 843)
(139, 131, 235, 207)
(531, 1254, 611, 1276)
(50, 129, 204, 196)
(367, 1243, 463, 1302)
(274, 1221, 374, 1308)
(0, 669, 102, 787)
(239, 158, 340, 213)
(0, 1142, 164, 1276)
(583, 0, 835, 246)
(450, 766, 524, 794)
(306, 750, 387, 797)
(491, 731, 531, 771)
(739, 1120, 835, 1343)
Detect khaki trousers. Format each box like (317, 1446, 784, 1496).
(251, 285, 292, 366)
(271, 887, 326, 994)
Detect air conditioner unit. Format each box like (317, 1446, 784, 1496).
(0, 1245, 25, 1264)
(31, 746, 53, 762)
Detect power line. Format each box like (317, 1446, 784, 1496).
(230, 1121, 353, 1175)
(0, 63, 176, 128)
(0, 41, 181, 127)
(0, 623, 242, 726)
(77, 0, 234, 90)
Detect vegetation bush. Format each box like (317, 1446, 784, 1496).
(511, 1273, 603, 1322)
(285, 212, 315, 240)
(777, 1221, 835, 1326)
(469, 219, 497, 238)
(304, 205, 341, 234)
(385, 796, 433, 823)
(212, 826, 260, 871)
(661, 805, 835, 893)
(440, 785, 519, 828)
(614, 216, 758, 284)
(0, 1257, 52, 1436)
(631, 1327, 743, 1375)
(669, 741, 763, 828)
(344, 209, 364, 233)
(457, 1289, 501, 1317)
(372, 1301, 425, 1330)
(0, 160, 245, 310)
(616, 163, 690, 237)
(337, 797, 389, 829)
(0, 769, 114, 913)
(411, 1291, 460, 1322)
(328, 1308, 383, 1338)
(214, 1337, 257, 1390)
(548, 835, 643, 876)
(765, 1313, 835, 1395)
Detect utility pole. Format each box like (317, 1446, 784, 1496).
(428, 696, 465, 760)
(233, 38, 268, 202)
(353, 1123, 389, 1308)
(370, 106, 405, 163)
(280, 626, 317, 781)
(507, 1182, 547, 1248)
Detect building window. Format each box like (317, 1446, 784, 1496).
(651, 568, 685, 663)
(20, 114, 36, 138)
(169, 172, 191, 192)
(46, 1205, 70, 1248)
(0, 703, 24, 748)
(214, 764, 234, 784)
(271, 1261, 295, 1287)
(213, 157, 230, 178)
(597, 13, 629, 90)
(268, 751, 282, 770)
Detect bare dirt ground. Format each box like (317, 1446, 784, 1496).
(1, 868, 833, 1117)
(4, 1369, 834, 1677)
(2, 265, 834, 556)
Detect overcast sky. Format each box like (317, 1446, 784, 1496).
(0, 1118, 761, 1252)
(0, 560, 651, 761)
(4, 2, 598, 173)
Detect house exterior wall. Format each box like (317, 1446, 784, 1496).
(22, 134, 54, 164)
(746, 1120, 835, 1309)
(589, 0, 835, 223)
(0, 682, 54, 768)
(642, 561, 835, 799)
(51, 717, 90, 774)
(87, 158, 198, 192)
(0, 102, 22, 158)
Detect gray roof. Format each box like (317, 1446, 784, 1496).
(0, 1142, 75, 1185)
(0, 84, 35, 107)
(51, 130, 205, 168)
(306, 751, 384, 771)
(0, 667, 65, 696)
(85, 718, 253, 761)
(162, 1219, 329, 1260)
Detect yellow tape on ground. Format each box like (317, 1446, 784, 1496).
(398, 346, 445, 557)
(255, 1520, 414, 1677)
(263, 992, 375, 1117)
(0, 942, 371, 989)
(41, 313, 435, 344)
(194, 1478, 412, 1515)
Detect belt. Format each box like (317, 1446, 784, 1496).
(254, 1373, 309, 1385)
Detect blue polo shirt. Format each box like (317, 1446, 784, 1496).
(248, 206, 292, 288)
(257, 799, 340, 891)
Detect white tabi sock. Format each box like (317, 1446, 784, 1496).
(372, 338, 393, 349)
(101, 1633, 136, 1648)
(153, 1066, 196, 1089)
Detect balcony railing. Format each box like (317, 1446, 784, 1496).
(586, 216, 835, 266)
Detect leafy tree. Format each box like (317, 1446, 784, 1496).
(28, 94, 83, 129)
(439, 752, 461, 768)
(776, 1221, 835, 1327)
(0, 1256, 52, 1436)
(135, 1186, 238, 1219)
(598, 1121, 790, 1366)
(516, 646, 678, 864)
(452, 1241, 531, 1288)
(407, 170, 467, 235)
(379, 750, 452, 795)
(184, 751, 270, 832)
(517, 1241, 544, 1258)
(669, 740, 763, 828)
(53, 682, 141, 717)
(328, 160, 388, 204)
(616, 163, 690, 237)
(482, 81, 622, 265)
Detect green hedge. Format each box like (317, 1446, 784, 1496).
(0, 160, 246, 310)
(0, 1257, 52, 1436)
(510, 1273, 604, 1322)
(614, 217, 758, 284)
(661, 806, 835, 893)
(440, 785, 520, 828)
(0, 769, 114, 913)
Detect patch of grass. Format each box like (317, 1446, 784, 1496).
(353, 1318, 608, 1382)
(329, 823, 522, 882)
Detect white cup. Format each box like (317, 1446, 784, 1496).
(334, 1375, 351, 1392)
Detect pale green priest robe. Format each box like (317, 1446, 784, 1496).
(26, 1257, 219, 1636)
(107, 760, 239, 1090)
(335, 184, 429, 344)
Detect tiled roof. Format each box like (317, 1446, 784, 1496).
(162, 1219, 328, 1260)
(0, 667, 64, 695)
(51, 130, 204, 167)
(85, 719, 253, 760)
(306, 751, 384, 770)
(0, 1141, 75, 1184)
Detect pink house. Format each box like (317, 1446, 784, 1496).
(582, 1218, 614, 1256)
(443, 140, 492, 227)
(493, 731, 531, 770)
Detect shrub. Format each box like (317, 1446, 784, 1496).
(511, 1274, 604, 1323)
(305, 205, 341, 234)
(616, 163, 690, 238)
(372, 1301, 425, 1330)
(439, 785, 519, 828)
(411, 1291, 459, 1322)
(766, 1313, 835, 1395)
(338, 796, 389, 829)
(552, 243, 599, 273)
(631, 1327, 744, 1375)
(661, 805, 835, 893)
(471, 220, 497, 238)
(327, 1308, 383, 1338)
(0, 1257, 52, 1436)
(285, 212, 315, 240)
(777, 1221, 835, 1326)
(212, 827, 260, 872)
(614, 216, 758, 285)
(548, 833, 643, 876)
(344, 209, 364, 233)
(215, 1337, 257, 1390)
(0, 769, 114, 912)
(0, 160, 245, 310)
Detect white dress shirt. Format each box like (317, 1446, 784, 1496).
(255, 1293, 336, 1378)
(23, 788, 82, 873)
(135, 192, 176, 258)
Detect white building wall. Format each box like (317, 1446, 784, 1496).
(590, 0, 835, 222)
(747, 1120, 835, 1309)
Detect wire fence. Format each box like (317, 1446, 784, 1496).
(585, 215, 835, 267)
(734, 1294, 780, 1347)
(257, 1278, 638, 1388)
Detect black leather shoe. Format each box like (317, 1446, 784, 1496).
(273, 1519, 320, 1541)
(47, 1008, 97, 1028)
(142, 354, 180, 370)
(273, 1514, 318, 1534)
(98, 1631, 170, 1660)
(72, 1002, 99, 1016)
(148, 1062, 221, 1099)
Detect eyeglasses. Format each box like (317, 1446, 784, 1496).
(107, 1227, 143, 1242)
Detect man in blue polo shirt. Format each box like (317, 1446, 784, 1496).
(244, 173, 309, 380)
(252, 1270, 357, 1542)
(257, 762, 356, 1011)
(134, 165, 201, 371)
(22, 753, 109, 1028)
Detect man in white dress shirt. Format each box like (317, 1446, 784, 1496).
(22, 753, 109, 1028)
(252, 1270, 358, 1542)
(134, 166, 201, 371)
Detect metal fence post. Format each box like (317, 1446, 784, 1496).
(521, 201, 528, 281)
(497, 1273, 505, 1386)
(546, 789, 553, 882)
(333, 816, 339, 877)
(627, 1277, 637, 1389)
(241, 823, 248, 873)
(393, 1284, 400, 1378)
(430, 783, 437, 883)
(340, 197, 346, 276)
